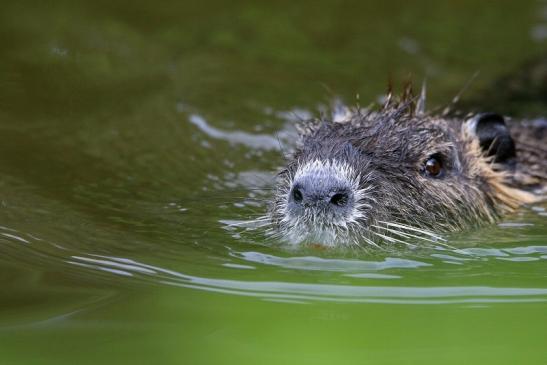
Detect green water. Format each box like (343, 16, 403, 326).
(1, 1, 547, 364)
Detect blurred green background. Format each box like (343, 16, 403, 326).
(0, 1, 546, 364)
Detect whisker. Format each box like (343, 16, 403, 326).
(368, 230, 417, 249)
(378, 221, 446, 241)
(372, 225, 436, 243)
(360, 233, 383, 249)
(376, 222, 458, 250)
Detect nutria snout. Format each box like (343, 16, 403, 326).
(289, 168, 354, 213)
(267, 89, 546, 247)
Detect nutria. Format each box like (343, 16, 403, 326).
(267, 87, 546, 247)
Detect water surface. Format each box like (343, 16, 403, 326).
(1, 1, 546, 364)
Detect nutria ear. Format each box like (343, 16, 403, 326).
(466, 113, 516, 163)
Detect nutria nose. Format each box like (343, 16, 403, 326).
(291, 185, 350, 207)
(289, 173, 354, 211)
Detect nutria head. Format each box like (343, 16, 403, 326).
(269, 96, 536, 247)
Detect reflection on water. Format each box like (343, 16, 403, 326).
(66, 250, 547, 304)
(2, 217, 546, 307)
(232, 251, 432, 271)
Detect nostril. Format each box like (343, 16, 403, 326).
(330, 192, 349, 207)
(292, 187, 303, 203)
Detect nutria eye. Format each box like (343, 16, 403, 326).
(423, 156, 443, 177)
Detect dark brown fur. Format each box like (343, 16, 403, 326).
(509, 119, 547, 191)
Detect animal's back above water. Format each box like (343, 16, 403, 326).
(509, 118, 547, 192)
(267, 98, 546, 247)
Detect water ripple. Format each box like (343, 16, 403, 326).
(233, 251, 431, 272)
(66, 254, 547, 305)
